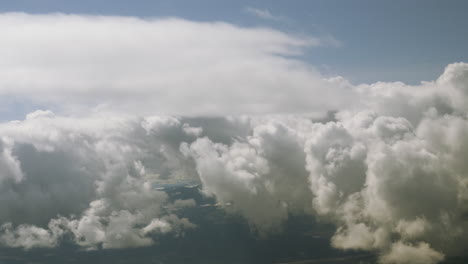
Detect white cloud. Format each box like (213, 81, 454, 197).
(180, 63, 468, 263)
(0, 222, 61, 249)
(0, 137, 24, 183)
(380, 242, 445, 264)
(2, 71, 468, 260)
(0, 12, 350, 117)
(0, 112, 200, 249)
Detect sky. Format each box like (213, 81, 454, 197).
(1, 0, 468, 85)
(1, 1, 468, 264)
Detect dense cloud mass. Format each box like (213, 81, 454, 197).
(0, 112, 199, 249)
(1, 12, 468, 264)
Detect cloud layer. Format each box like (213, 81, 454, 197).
(0, 13, 349, 116)
(1, 12, 468, 264)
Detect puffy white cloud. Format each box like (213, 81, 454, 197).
(0, 112, 200, 249)
(380, 242, 444, 264)
(0, 137, 24, 183)
(0, 218, 67, 249)
(2, 97, 468, 262)
(181, 117, 315, 232)
(180, 63, 468, 263)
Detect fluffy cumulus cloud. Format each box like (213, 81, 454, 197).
(1, 12, 468, 264)
(0, 112, 199, 249)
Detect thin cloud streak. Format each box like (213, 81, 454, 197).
(244, 7, 284, 21)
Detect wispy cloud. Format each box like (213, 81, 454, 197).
(244, 7, 284, 21)
(243, 7, 341, 47)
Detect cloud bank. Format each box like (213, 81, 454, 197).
(0, 12, 349, 116)
(0, 12, 468, 264)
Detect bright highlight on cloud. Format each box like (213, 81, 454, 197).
(1, 12, 468, 264)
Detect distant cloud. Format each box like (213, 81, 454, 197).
(0, 13, 346, 117)
(244, 7, 284, 21)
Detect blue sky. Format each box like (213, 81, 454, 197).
(2, 0, 468, 84)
